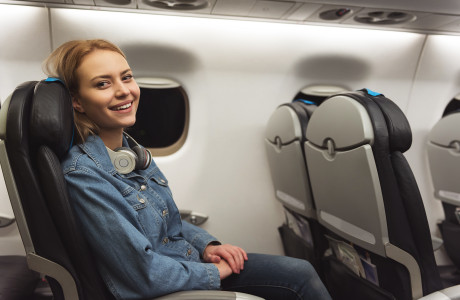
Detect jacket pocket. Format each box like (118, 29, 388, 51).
(126, 191, 163, 240)
(150, 169, 173, 198)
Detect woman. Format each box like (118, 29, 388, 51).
(44, 39, 331, 300)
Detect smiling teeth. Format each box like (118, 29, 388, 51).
(114, 102, 132, 110)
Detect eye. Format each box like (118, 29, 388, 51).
(123, 74, 133, 81)
(96, 81, 110, 88)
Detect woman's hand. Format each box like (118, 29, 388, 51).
(204, 243, 248, 274)
(213, 260, 233, 280)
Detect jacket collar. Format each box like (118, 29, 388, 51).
(78, 134, 129, 175)
(77, 134, 155, 177)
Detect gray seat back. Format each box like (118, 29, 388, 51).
(427, 110, 460, 271)
(427, 112, 460, 206)
(305, 95, 389, 255)
(304, 89, 442, 300)
(265, 102, 316, 219)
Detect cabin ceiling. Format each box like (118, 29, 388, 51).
(5, 0, 460, 34)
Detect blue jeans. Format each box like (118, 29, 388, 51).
(221, 254, 331, 300)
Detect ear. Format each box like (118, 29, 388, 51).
(72, 96, 85, 113)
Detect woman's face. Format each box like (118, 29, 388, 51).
(73, 49, 140, 136)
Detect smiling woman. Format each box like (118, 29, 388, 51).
(43, 39, 138, 149)
(72, 49, 140, 149)
(42, 38, 332, 300)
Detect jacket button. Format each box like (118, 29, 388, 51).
(162, 209, 168, 216)
(187, 249, 192, 256)
(160, 179, 166, 184)
(140, 185, 147, 191)
(139, 198, 145, 204)
(162, 237, 169, 244)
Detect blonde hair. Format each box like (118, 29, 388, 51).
(43, 39, 126, 144)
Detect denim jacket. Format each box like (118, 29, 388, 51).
(61, 135, 221, 299)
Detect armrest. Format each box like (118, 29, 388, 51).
(154, 290, 264, 299)
(179, 209, 209, 226)
(418, 285, 460, 300)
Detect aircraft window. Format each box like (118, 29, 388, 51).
(128, 78, 189, 156)
(293, 85, 348, 105)
(442, 96, 460, 117)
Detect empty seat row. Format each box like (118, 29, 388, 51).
(265, 89, 445, 299)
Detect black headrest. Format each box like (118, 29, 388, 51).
(364, 90, 412, 153)
(30, 80, 74, 159)
(280, 101, 316, 140)
(341, 89, 412, 153)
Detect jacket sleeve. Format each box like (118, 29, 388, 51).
(64, 167, 220, 300)
(181, 221, 221, 256)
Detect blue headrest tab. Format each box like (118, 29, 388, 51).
(293, 99, 317, 105)
(365, 89, 381, 97)
(45, 77, 64, 84)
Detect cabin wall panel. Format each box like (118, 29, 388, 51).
(0, 5, 50, 101)
(406, 35, 460, 264)
(0, 4, 50, 255)
(49, 8, 428, 255)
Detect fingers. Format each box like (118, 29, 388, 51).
(241, 247, 248, 261)
(208, 254, 221, 263)
(216, 244, 247, 274)
(204, 243, 248, 274)
(203, 245, 219, 263)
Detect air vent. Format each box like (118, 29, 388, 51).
(354, 11, 416, 25)
(94, 0, 136, 8)
(307, 5, 360, 23)
(142, 0, 209, 10)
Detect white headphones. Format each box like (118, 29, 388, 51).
(106, 132, 152, 174)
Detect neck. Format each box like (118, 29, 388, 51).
(99, 129, 124, 150)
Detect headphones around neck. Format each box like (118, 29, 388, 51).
(106, 132, 152, 174)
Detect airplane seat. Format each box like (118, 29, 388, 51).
(0, 80, 263, 300)
(0, 80, 115, 300)
(304, 89, 443, 300)
(427, 108, 460, 272)
(264, 100, 329, 272)
(265, 100, 316, 218)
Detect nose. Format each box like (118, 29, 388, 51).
(115, 81, 130, 98)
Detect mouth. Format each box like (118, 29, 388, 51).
(110, 101, 133, 111)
